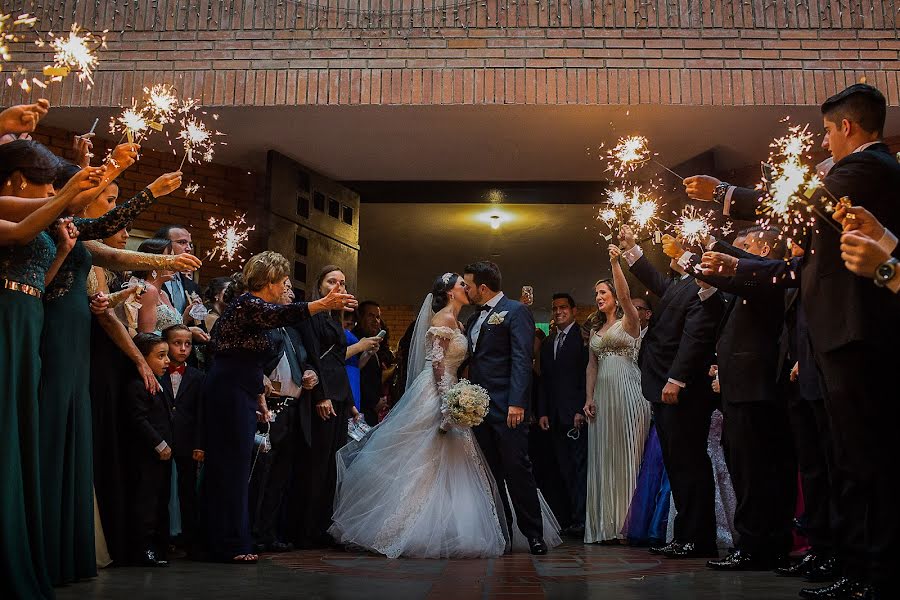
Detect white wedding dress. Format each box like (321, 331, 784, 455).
(329, 324, 561, 558)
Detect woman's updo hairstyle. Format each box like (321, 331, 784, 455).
(0, 139, 60, 186)
(431, 272, 460, 312)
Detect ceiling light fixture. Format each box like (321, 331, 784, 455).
(490, 214, 501, 230)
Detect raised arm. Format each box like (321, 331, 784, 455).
(85, 240, 202, 273)
(619, 226, 671, 298)
(609, 244, 641, 338)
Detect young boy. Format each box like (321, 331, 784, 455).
(161, 324, 206, 559)
(126, 333, 174, 567)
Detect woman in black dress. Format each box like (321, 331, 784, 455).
(290, 265, 377, 548)
(203, 253, 355, 563)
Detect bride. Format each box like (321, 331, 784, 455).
(329, 273, 560, 558)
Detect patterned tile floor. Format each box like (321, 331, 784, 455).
(56, 543, 808, 599)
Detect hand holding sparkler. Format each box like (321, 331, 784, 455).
(147, 171, 183, 198)
(618, 225, 637, 250)
(833, 204, 886, 240)
(700, 251, 739, 277)
(661, 234, 686, 260)
(72, 132, 93, 167)
(839, 230, 891, 280)
(168, 253, 202, 273)
(608, 244, 622, 263)
(99, 143, 140, 184)
(683, 175, 722, 202)
(0, 99, 49, 135)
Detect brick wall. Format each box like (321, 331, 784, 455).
(32, 124, 266, 282)
(2, 1, 898, 108)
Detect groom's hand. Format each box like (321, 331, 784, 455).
(507, 406, 525, 429)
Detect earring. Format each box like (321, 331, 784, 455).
(150, 270, 157, 280)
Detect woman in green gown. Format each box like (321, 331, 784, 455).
(0, 141, 105, 600)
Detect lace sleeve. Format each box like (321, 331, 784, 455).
(232, 293, 312, 330)
(71, 188, 157, 240)
(429, 331, 455, 397)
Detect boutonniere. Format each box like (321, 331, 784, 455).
(487, 311, 508, 326)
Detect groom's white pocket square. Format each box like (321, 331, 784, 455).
(487, 311, 508, 325)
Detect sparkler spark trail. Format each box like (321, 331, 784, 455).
(110, 103, 149, 143)
(46, 24, 104, 86)
(208, 215, 255, 265)
(674, 205, 715, 247)
(177, 116, 222, 168)
(607, 136, 650, 176)
(143, 83, 178, 125)
(1, 13, 37, 87)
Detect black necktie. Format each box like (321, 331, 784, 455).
(281, 328, 304, 387)
(478, 304, 492, 312)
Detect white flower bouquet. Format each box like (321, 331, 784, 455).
(440, 379, 490, 432)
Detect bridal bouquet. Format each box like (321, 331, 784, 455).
(440, 379, 490, 431)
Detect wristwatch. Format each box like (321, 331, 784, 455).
(713, 182, 731, 204)
(874, 257, 899, 287)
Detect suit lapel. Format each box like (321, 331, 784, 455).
(475, 296, 507, 356)
(160, 373, 176, 406)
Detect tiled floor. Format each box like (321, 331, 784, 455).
(56, 543, 808, 599)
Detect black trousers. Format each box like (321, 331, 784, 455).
(815, 341, 898, 587)
(550, 420, 587, 528)
(131, 453, 171, 558)
(652, 397, 717, 549)
(474, 419, 543, 541)
(720, 399, 796, 554)
(289, 401, 350, 548)
(787, 393, 834, 554)
(174, 455, 200, 553)
(249, 403, 297, 546)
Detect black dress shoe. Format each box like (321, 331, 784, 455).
(775, 551, 823, 578)
(799, 577, 864, 599)
(139, 549, 169, 567)
(804, 556, 838, 583)
(528, 538, 548, 555)
(663, 542, 719, 559)
(707, 549, 787, 571)
(649, 540, 679, 555)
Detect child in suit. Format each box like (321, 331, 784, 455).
(161, 324, 206, 558)
(126, 333, 174, 567)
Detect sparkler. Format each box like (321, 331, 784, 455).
(207, 215, 255, 265)
(674, 205, 715, 247)
(606, 135, 686, 181)
(44, 24, 105, 86)
(110, 103, 149, 143)
(1, 13, 37, 88)
(177, 115, 221, 169)
(143, 83, 179, 127)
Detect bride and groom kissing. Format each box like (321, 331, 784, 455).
(329, 261, 561, 558)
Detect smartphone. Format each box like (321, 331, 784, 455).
(376, 330, 387, 339)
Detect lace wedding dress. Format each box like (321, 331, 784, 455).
(330, 325, 560, 558)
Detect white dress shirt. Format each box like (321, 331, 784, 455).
(471, 291, 505, 350)
(554, 322, 575, 359)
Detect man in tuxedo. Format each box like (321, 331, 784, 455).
(632, 296, 652, 336)
(154, 224, 202, 314)
(353, 300, 383, 425)
(685, 84, 900, 598)
(666, 228, 797, 571)
(537, 293, 589, 538)
(160, 325, 206, 559)
(251, 283, 322, 553)
(618, 225, 724, 559)
(463, 261, 546, 555)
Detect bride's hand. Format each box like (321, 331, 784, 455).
(582, 401, 596, 420)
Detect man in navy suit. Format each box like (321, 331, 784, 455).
(537, 293, 589, 538)
(463, 261, 546, 555)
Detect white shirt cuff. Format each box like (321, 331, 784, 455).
(623, 244, 644, 267)
(877, 228, 898, 256)
(677, 251, 696, 272)
(155, 441, 169, 454)
(667, 378, 686, 388)
(722, 186, 736, 217)
(697, 285, 718, 302)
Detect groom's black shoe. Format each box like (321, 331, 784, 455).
(662, 542, 719, 559)
(528, 538, 548, 555)
(649, 540, 680, 555)
(707, 549, 789, 571)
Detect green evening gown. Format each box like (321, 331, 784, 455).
(39, 188, 159, 585)
(0, 233, 56, 600)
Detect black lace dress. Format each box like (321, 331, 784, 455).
(202, 292, 313, 560)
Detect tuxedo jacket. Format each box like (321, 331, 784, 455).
(261, 324, 323, 447)
(125, 377, 174, 458)
(162, 272, 201, 311)
(630, 254, 724, 404)
(161, 365, 206, 458)
(538, 326, 589, 427)
(298, 312, 352, 406)
(686, 242, 784, 405)
(464, 295, 535, 423)
(728, 143, 900, 354)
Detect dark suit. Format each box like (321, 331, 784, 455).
(251, 325, 321, 547)
(466, 295, 543, 541)
(125, 378, 173, 557)
(353, 326, 382, 426)
(162, 272, 201, 314)
(537, 325, 589, 528)
(687, 244, 796, 555)
(161, 366, 205, 554)
(629, 254, 723, 550)
(728, 144, 900, 585)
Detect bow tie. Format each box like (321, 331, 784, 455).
(478, 304, 492, 312)
(168, 365, 186, 375)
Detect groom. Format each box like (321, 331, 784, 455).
(462, 261, 547, 555)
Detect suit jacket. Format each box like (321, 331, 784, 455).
(728, 143, 900, 354)
(538, 325, 589, 426)
(630, 254, 724, 404)
(299, 312, 352, 406)
(162, 272, 201, 312)
(465, 295, 535, 423)
(261, 324, 323, 447)
(686, 242, 784, 405)
(126, 377, 174, 457)
(161, 365, 206, 457)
